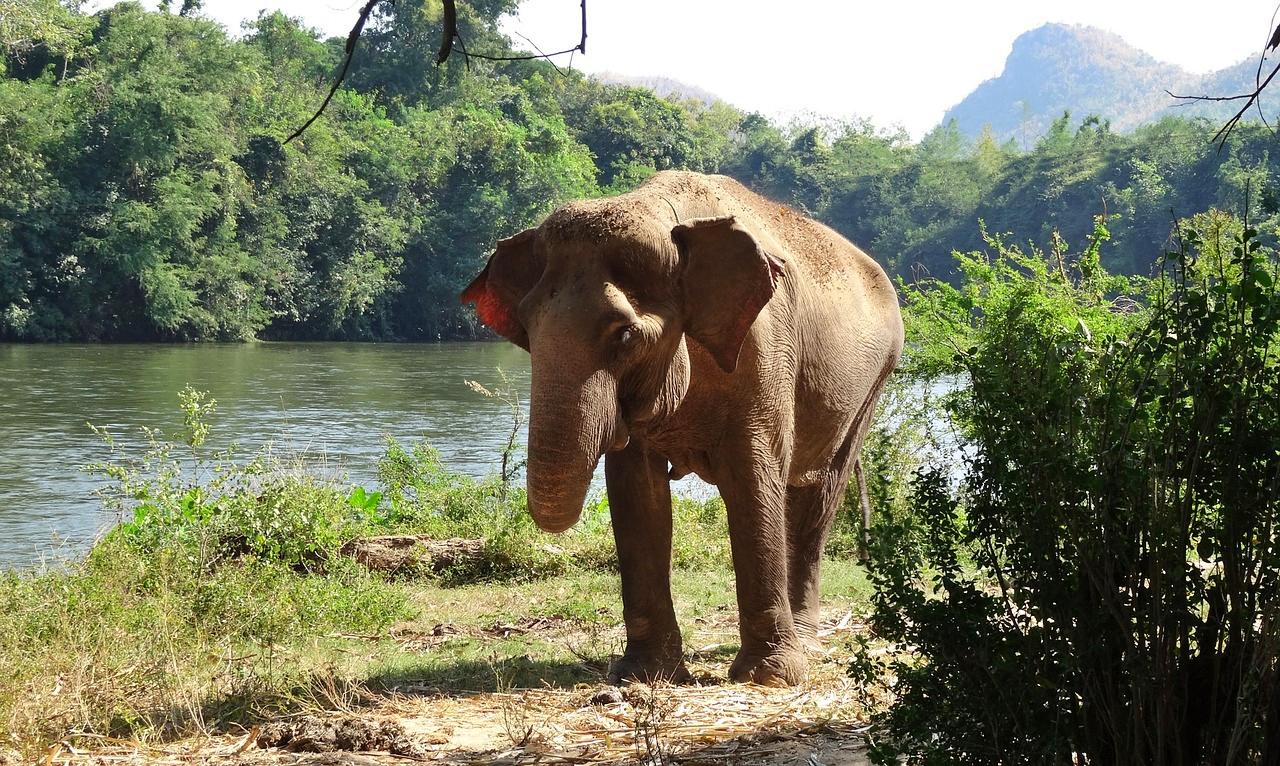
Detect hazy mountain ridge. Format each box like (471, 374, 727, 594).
(591, 72, 722, 106)
(943, 23, 1262, 143)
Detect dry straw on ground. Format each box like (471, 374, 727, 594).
(45, 613, 876, 765)
(44, 681, 871, 764)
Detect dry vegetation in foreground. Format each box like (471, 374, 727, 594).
(21, 564, 878, 766)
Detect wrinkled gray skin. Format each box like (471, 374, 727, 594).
(462, 171, 903, 687)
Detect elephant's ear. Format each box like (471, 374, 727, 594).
(672, 215, 786, 373)
(460, 228, 543, 350)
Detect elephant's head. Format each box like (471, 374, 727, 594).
(461, 201, 785, 532)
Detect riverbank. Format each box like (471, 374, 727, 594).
(0, 394, 877, 762)
(0, 341, 536, 567)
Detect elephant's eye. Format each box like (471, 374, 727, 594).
(618, 323, 641, 346)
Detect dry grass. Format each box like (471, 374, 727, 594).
(11, 548, 883, 765)
(4, 546, 881, 764)
(43, 605, 875, 765)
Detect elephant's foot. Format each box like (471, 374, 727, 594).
(793, 620, 825, 654)
(728, 646, 808, 687)
(607, 646, 691, 686)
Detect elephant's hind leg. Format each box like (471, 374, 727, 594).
(786, 427, 860, 651)
(604, 438, 690, 685)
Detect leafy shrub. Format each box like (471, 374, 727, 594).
(88, 385, 733, 588)
(866, 217, 1280, 764)
(374, 428, 732, 579)
(91, 388, 367, 570)
(671, 494, 732, 569)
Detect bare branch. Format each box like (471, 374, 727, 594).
(436, 0, 457, 65)
(283, 0, 382, 145)
(440, 0, 586, 64)
(1164, 90, 1258, 103)
(513, 29, 564, 76)
(1167, 58, 1280, 150)
(1166, 11, 1280, 151)
(456, 44, 583, 62)
(1210, 59, 1280, 150)
(285, 0, 587, 143)
(1253, 6, 1280, 129)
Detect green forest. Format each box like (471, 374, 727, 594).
(2, 0, 1278, 342)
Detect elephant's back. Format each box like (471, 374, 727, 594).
(701, 176, 877, 279)
(704, 175, 898, 326)
(637, 171, 901, 338)
(708, 180, 903, 481)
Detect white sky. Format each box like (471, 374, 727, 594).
(109, 0, 1280, 138)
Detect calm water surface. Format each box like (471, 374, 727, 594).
(0, 342, 551, 568)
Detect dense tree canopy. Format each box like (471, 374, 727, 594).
(2, 1, 1279, 341)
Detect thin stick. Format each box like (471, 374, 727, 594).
(286, 0, 588, 142)
(1166, 9, 1280, 151)
(514, 29, 565, 76)
(283, 0, 382, 145)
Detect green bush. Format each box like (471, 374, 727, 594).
(90, 389, 368, 571)
(87, 385, 732, 587)
(866, 216, 1280, 764)
(374, 441, 731, 581)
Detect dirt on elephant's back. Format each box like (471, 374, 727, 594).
(715, 178, 857, 287)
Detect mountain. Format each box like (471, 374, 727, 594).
(592, 72, 722, 106)
(942, 23, 1260, 143)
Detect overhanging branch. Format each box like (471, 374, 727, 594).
(438, 0, 586, 63)
(283, 0, 381, 145)
(1167, 16, 1280, 151)
(284, 0, 588, 144)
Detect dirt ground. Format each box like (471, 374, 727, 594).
(45, 608, 874, 766)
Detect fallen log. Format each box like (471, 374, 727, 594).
(338, 535, 487, 576)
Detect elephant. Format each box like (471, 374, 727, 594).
(461, 171, 903, 687)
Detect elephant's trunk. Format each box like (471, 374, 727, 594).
(525, 363, 624, 533)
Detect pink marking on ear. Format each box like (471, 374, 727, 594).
(461, 267, 522, 340)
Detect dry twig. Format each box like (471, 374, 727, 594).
(1167, 11, 1280, 151)
(285, 0, 588, 144)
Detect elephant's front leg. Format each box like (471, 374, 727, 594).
(719, 460, 808, 687)
(604, 438, 689, 684)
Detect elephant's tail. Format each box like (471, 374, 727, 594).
(851, 352, 897, 566)
(854, 457, 872, 564)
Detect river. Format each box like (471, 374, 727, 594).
(0, 342, 560, 568)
